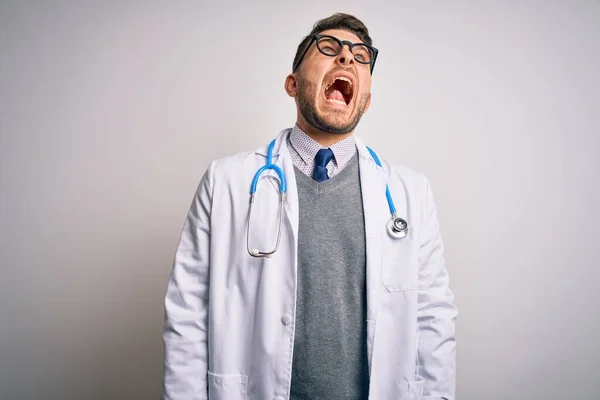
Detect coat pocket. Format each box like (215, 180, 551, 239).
(207, 371, 248, 400)
(381, 234, 418, 292)
(408, 377, 425, 399)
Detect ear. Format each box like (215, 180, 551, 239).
(284, 74, 298, 97)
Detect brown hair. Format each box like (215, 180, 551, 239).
(292, 13, 373, 72)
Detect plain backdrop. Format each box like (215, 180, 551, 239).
(1, 1, 599, 399)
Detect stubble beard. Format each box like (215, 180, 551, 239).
(297, 75, 368, 135)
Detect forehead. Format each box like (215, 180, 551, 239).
(318, 29, 362, 43)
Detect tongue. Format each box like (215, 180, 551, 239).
(327, 89, 345, 103)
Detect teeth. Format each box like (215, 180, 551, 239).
(326, 76, 353, 90)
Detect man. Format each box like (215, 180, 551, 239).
(162, 13, 457, 400)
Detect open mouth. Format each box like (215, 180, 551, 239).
(324, 76, 353, 106)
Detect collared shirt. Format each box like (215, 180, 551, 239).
(287, 124, 357, 179)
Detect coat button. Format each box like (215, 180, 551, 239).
(281, 314, 292, 326)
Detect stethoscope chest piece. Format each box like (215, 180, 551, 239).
(387, 215, 409, 239)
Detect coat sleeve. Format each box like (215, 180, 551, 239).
(416, 176, 458, 400)
(162, 161, 215, 400)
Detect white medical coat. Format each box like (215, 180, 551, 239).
(162, 128, 457, 400)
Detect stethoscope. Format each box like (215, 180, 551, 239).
(247, 138, 409, 258)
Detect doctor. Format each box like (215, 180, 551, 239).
(162, 12, 457, 400)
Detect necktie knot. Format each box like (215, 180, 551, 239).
(313, 148, 334, 182)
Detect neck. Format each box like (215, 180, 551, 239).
(296, 119, 353, 147)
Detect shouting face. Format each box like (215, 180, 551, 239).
(286, 29, 373, 135)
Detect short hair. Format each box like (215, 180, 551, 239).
(292, 13, 373, 72)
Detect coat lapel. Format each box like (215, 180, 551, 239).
(355, 137, 391, 373)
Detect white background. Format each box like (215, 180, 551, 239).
(1, 1, 599, 399)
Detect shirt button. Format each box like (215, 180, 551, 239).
(281, 314, 292, 326)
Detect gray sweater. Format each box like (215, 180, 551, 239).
(290, 153, 369, 400)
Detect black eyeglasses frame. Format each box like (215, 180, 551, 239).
(293, 34, 379, 74)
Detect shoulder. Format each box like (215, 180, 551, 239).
(387, 161, 433, 205)
(206, 128, 291, 179)
(187, 147, 255, 192)
(209, 149, 257, 176)
(356, 139, 436, 215)
(389, 162, 429, 187)
(357, 137, 431, 193)
(374, 156, 440, 226)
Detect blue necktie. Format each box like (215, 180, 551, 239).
(312, 148, 334, 182)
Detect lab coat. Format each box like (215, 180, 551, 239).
(162, 128, 457, 400)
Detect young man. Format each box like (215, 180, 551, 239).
(162, 13, 457, 400)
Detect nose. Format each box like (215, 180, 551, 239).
(336, 44, 354, 67)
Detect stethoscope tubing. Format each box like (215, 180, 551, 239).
(247, 138, 409, 257)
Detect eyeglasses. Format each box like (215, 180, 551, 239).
(293, 34, 379, 74)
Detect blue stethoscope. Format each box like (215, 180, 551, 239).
(247, 138, 409, 258)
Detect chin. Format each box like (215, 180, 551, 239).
(317, 116, 357, 134)
(299, 91, 362, 134)
(318, 108, 355, 128)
